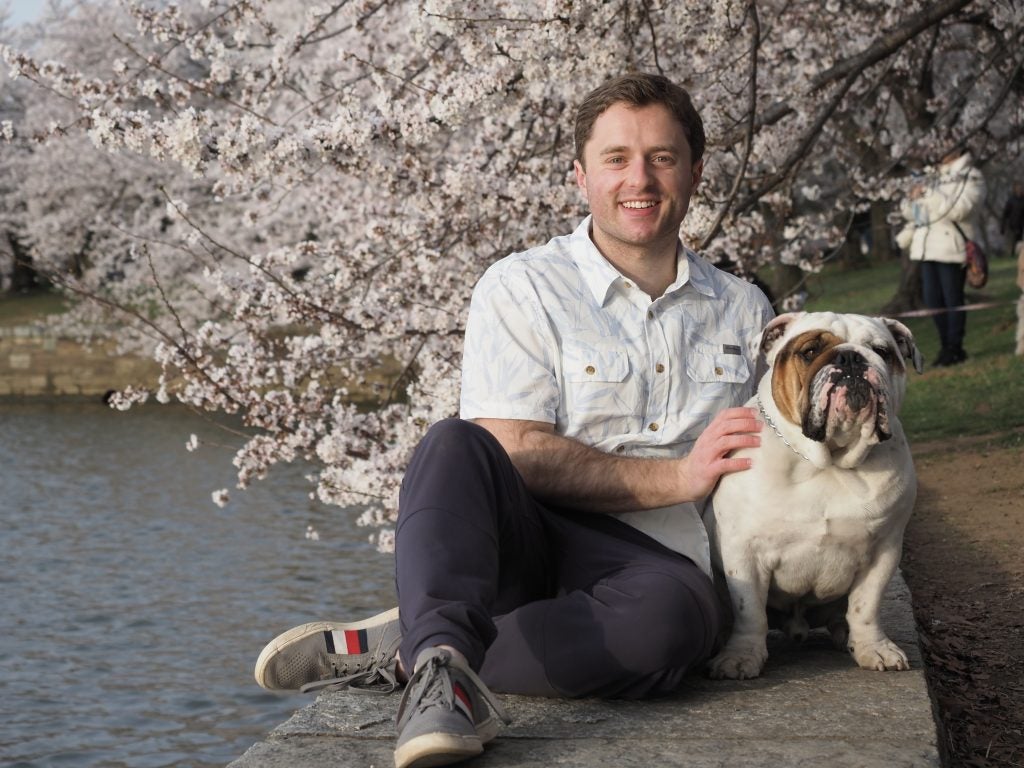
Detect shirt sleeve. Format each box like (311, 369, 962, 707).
(459, 263, 560, 423)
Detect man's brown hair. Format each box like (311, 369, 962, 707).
(574, 73, 705, 167)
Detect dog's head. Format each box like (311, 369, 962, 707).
(758, 312, 922, 466)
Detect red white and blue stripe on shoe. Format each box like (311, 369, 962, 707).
(323, 628, 369, 655)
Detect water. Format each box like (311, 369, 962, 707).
(0, 401, 395, 767)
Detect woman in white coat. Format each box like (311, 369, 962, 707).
(897, 149, 985, 366)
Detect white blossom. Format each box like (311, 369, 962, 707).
(1, 0, 1019, 538)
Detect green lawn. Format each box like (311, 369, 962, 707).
(800, 256, 1024, 445)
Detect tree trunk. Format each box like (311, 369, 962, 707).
(870, 202, 896, 261)
(6, 231, 44, 294)
(880, 254, 922, 316)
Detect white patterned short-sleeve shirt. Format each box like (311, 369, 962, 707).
(460, 216, 775, 576)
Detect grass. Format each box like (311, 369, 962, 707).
(800, 256, 1024, 445)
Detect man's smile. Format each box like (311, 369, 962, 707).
(621, 200, 659, 209)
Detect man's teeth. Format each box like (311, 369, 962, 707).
(622, 201, 657, 209)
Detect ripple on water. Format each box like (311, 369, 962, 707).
(0, 401, 395, 767)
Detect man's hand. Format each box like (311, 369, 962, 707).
(677, 407, 762, 500)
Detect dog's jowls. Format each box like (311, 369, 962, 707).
(705, 311, 924, 680)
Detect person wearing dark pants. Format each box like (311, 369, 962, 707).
(919, 260, 968, 366)
(897, 148, 985, 367)
(396, 418, 724, 701)
(254, 72, 774, 768)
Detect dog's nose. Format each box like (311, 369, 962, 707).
(834, 349, 866, 371)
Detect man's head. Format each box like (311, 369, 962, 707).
(574, 73, 705, 169)
(572, 73, 705, 268)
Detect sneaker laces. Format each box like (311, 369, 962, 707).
(396, 650, 510, 726)
(299, 654, 401, 695)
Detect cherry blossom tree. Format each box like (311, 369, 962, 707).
(2, 0, 1022, 547)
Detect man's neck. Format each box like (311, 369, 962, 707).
(591, 231, 680, 299)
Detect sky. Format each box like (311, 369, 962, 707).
(4, 0, 44, 27)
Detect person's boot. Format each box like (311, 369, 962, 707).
(932, 347, 953, 367)
(948, 346, 969, 365)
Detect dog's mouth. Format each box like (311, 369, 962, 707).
(803, 355, 891, 446)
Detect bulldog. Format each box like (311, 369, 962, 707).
(705, 311, 924, 680)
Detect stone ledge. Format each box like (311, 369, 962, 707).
(0, 326, 159, 397)
(230, 571, 940, 768)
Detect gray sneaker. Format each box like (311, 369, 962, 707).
(394, 647, 511, 768)
(254, 607, 401, 693)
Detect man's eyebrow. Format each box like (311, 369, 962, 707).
(598, 145, 679, 156)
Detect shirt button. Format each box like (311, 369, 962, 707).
(714, 366, 724, 376)
(648, 422, 659, 432)
(585, 365, 596, 375)
(647, 311, 654, 319)
(615, 445, 626, 453)
(655, 363, 665, 373)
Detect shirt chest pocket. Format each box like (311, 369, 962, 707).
(562, 339, 630, 383)
(685, 342, 751, 385)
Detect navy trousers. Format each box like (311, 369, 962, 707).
(920, 260, 967, 350)
(394, 418, 724, 700)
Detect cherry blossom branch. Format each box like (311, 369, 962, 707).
(699, 0, 760, 249)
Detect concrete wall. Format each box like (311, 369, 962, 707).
(0, 325, 160, 398)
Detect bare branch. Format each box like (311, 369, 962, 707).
(718, 0, 976, 149)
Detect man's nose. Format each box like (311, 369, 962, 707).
(625, 159, 655, 188)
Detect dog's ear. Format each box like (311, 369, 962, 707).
(759, 312, 802, 358)
(883, 318, 924, 374)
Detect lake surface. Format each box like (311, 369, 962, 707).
(1, 401, 395, 767)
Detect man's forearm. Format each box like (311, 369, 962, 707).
(507, 428, 689, 513)
(473, 410, 761, 514)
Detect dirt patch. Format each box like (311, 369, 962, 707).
(903, 431, 1024, 767)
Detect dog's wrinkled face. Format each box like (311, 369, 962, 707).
(761, 312, 922, 450)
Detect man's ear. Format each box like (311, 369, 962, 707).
(574, 159, 588, 200)
(691, 158, 704, 189)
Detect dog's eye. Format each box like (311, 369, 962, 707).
(873, 345, 893, 362)
(799, 345, 820, 362)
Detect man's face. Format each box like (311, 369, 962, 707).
(574, 102, 703, 258)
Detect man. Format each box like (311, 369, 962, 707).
(255, 73, 775, 768)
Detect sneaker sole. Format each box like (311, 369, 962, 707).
(254, 606, 400, 691)
(394, 732, 483, 768)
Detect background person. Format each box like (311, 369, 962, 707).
(897, 148, 986, 367)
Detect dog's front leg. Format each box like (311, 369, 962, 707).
(707, 548, 771, 679)
(845, 536, 909, 671)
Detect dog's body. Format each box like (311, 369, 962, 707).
(706, 312, 923, 680)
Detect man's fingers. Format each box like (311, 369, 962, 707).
(710, 407, 762, 436)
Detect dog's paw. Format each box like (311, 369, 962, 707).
(707, 644, 768, 679)
(850, 638, 910, 671)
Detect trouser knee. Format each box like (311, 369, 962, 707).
(611, 569, 721, 673)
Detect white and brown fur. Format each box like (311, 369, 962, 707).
(705, 312, 923, 679)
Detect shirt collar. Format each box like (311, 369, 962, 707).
(570, 215, 718, 305)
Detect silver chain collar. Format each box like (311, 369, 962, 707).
(756, 395, 812, 463)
